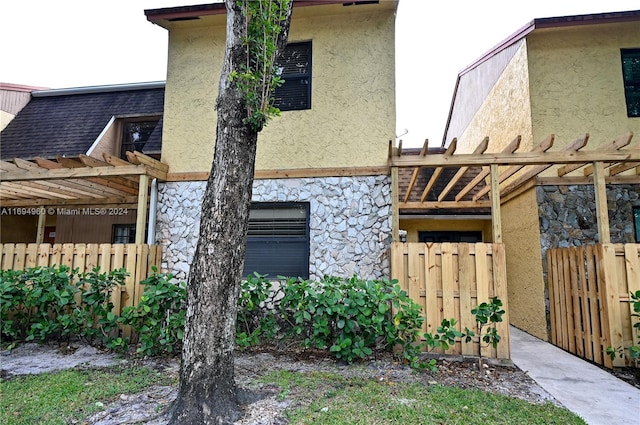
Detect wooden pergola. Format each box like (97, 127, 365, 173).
(0, 152, 168, 244)
(389, 132, 640, 244)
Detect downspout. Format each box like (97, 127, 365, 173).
(147, 178, 158, 245)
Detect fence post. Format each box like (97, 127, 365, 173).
(598, 243, 624, 367)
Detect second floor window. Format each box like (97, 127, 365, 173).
(121, 118, 160, 159)
(273, 41, 312, 111)
(621, 48, 640, 118)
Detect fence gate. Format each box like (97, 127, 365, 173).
(390, 242, 510, 360)
(546, 243, 640, 368)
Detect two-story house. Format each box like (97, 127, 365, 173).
(440, 10, 640, 340)
(145, 0, 398, 279)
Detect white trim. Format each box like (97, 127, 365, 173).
(86, 116, 116, 156)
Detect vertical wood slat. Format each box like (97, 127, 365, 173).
(625, 244, 640, 349)
(458, 244, 475, 356)
(564, 248, 576, 353)
(24, 244, 38, 269)
(586, 245, 602, 365)
(441, 243, 456, 354)
(13, 244, 27, 271)
(475, 243, 492, 359)
(425, 243, 439, 338)
(2, 244, 16, 269)
(547, 249, 558, 345)
(577, 246, 593, 361)
(492, 243, 510, 359)
(73, 244, 87, 305)
(599, 244, 624, 367)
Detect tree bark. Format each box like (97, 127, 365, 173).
(168, 3, 256, 424)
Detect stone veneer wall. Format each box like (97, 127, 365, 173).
(155, 175, 392, 281)
(537, 184, 639, 255)
(536, 184, 639, 332)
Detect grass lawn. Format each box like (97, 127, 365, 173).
(0, 366, 586, 425)
(263, 370, 587, 425)
(0, 366, 176, 425)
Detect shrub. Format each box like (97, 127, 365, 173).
(119, 267, 186, 356)
(0, 266, 126, 346)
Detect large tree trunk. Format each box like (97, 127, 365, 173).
(168, 3, 257, 424)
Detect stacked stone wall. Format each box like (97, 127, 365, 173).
(537, 184, 639, 255)
(155, 175, 392, 281)
(536, 184, 639, 332)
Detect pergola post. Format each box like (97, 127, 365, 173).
(35, 209, 46, 244)
(135, 174, 150, 244)
(490, 164, 503, 243)
(592, 161, 611, 244)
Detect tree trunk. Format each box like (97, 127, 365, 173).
(168, 3, 257, 424)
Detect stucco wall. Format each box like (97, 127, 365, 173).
(456, 43, 534, 153)
(527, 21, 640, 155)
(502, 191, 548, 339)
(161, 6, 396, 173)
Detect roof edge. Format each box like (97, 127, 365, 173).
(32, 81, 166, 98)
(145, 0, 387, 23)
(458, 9, 640, 78)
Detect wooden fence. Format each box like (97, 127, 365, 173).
(0, 243, 163, 337)
(547, 243, 640, 368)
(390, 242, 510, 360)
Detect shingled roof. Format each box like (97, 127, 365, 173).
(0, 82, 165, 160)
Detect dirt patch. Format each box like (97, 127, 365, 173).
(2, 343, 561, 424)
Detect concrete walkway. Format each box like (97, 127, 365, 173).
(510, 326, 640, 425)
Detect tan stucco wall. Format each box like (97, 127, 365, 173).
(399, 218, 492, 243)
(456, 43, 534, 153)
(453, 43, 549, 338)
(527, 21, 640, 157)
(161, 6, 396, 173)
(502, 191, 548, 339)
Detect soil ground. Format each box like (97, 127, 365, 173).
(1, 342, 637, 424)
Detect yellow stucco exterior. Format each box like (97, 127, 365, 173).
(160, 3, 396, 174)
(527, 22, 640, 155)
(449, 18, 640, 339)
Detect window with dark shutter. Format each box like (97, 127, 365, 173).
(243, 203, 310, 278)
(621, 49, 640, 118)
(273, 42, 312, 111)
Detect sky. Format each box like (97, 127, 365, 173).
(1, 0, 637, 147)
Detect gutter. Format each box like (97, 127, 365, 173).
(147, 178, 158, 245)
(32, 81, 165, 98)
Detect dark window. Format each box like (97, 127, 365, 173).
(113, 224, 136, 244)
(634, 206, 640, 243)
(121, 118, 160, 159)
(621, 49, 640, 118)
(273, 42, 312, 111)
(418, 231, 483, 243)
(243, 203, 310, 278)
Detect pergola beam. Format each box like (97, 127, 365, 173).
(391, 148, 640, 168)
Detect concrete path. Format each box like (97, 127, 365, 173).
(510, 326, 640, 425)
